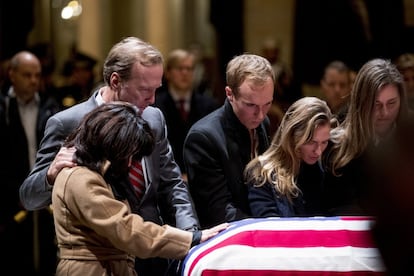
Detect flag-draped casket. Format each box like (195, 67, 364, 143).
(181, 216, 386, 276)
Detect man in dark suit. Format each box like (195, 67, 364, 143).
(154, 49, 219, 179)
(183, 54, 274, 228)
(0, 51, 61, 275)
(19, 37, 200, 276)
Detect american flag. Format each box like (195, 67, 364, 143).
(182, 216, 386, 276)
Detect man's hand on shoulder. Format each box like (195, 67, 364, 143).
(46, 146, 77, 185)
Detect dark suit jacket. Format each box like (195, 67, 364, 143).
(183, 99, 270, 228)
(322, 153, 369, 216)
(0, 93, 60, 220)
(19, 90, 200, 231)
(154, 88, 218, 172)
(0, 92, 60, 275)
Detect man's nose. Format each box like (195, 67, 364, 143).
(256, 106, 267, 120)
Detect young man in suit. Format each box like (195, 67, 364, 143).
(183, 54, 275, 228)
(154, 49, 219, 179)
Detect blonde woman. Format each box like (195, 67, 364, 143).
(244, 97, 336, 217)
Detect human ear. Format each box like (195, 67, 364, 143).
(225, 86, 234, 101)
(110, 72, 121, 90)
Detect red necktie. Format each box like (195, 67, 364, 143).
(129, 160, 145, 200)
(178, 99, 188, 121)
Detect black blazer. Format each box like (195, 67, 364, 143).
(0, 93, 60, 221)
(183, 99, 270, 228)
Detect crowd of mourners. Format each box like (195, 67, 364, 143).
(1, 36, 413, 275)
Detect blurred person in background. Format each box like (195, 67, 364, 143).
(0, 50, 60, 275)
(395, 53, 414, 110)
(366, 115, 414, 276)
(187, 42, 216, 97)
(154, 49, 219, 179)
(57, 51, 98, 109)
(320, 60, 352, 123)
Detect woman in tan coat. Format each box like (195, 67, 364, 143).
(51, 102, 227, 275)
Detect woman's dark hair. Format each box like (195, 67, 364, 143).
(64, 101, 155, 178)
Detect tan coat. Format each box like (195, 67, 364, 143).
(52, 166, 192, 276)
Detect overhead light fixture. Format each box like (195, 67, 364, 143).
(61, 0, 82, 20)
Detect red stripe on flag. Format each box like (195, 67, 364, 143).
(211, 229, 375, 248)
(201, 270, 384, 276)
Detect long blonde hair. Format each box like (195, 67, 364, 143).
(244, 97, 336, 201)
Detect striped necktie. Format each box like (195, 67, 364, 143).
(129, 160, 145, 200)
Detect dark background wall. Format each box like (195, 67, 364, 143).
(0, 1, 34, 60)
(210, 0, 244, 102)
(294, 0, 369, 85)
(1, 0, 413, 93)
(293, 0, 409, 86)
